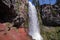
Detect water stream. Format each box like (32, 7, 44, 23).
(28, 1, 43, 40)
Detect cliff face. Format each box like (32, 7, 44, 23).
(0, 0, 32, 40)
(12, 0, 28, 28)
(18, 0, 28, 21)
(0, 0, 28, 26)
(0, 0, 17, 23)
(18, 0, 28, 27)
(35, 1, 60, 40)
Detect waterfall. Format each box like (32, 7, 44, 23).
(28, 1, 43, 40)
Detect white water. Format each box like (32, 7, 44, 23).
(28, 1, 43, 40)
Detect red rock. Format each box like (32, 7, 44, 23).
(0, 23, 6, 30)
(0, 24, 31, 40)
(18, 28, 28, 40)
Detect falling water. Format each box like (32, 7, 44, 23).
(28, 1, 43, 40)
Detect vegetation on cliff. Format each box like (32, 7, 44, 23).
(32, 0, 60, 40)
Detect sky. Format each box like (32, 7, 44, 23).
(29, 0, 57, 5)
